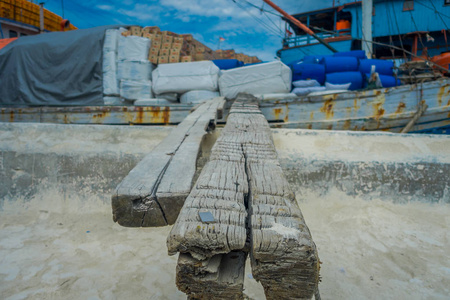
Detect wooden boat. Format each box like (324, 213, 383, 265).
(2, 77, 449, 134)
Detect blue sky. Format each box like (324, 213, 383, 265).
(41, 0, 341, 61)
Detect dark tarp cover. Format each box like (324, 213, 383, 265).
(0, 25, 120, 106)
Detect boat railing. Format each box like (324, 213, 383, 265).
(283, 29, 350, 48)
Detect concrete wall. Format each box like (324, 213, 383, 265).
(0, 123, 172, 212)
(1, 123, 448, 213)
(273, 129, 450, 203)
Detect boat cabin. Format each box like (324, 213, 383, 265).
(279, 0, 450, 65)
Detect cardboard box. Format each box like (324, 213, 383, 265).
(142, 26, 160, 34)
(171, 42, 183, 51)
(158, 55, 169, 64)
(196, 46, 205, 53)
(182, 34, 193, 41)
(142, 32, 154, 39)
(151, 40, 161, 50)
(161, 42, 172, 50)
(162, 35, 173, 44)
(180, 55, 192, 63)
(150, 47, 159, 56)
(161, 31, 179, 37)
(159, 48, 170, 56)
(173, 36, 184, 44)
(149, 54, 159, 64)
(129, 26, 142, 36)
(194, 53, 205, 61)
(153, 33, 162, 42)
(170, 49, 180, 56)
(169, 55, 180, 63)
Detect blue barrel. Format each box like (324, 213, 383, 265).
(365, 73, 401, 88)
(212, 59, 242, 70)
(334, 50, 367, 60)
(326, 72, 363, 90)
(303, 55, 329, 64)
(359, 59, 394, 75)
(322, 56, 359, 73)
(291, 63, 326, 85)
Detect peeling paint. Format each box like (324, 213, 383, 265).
(395, 102, 406, 114)
(284, 104, 289, 122)
(273, 108, 283, 120)
(438, 86, 446, 106)
(320, 100, 334, 119)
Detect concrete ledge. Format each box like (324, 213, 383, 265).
(273, 129, 450, 203)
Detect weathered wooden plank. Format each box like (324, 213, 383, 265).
(176, 251, 246, 300)
(168, 94, 319, 299)
(231, 95, 319, 300)
(112, 98, 224, 227)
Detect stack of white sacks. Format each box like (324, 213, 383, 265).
(103, 28, 154, 105)
(102, 29, 299, 105)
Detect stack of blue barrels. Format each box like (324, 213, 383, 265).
(289, 50, 401, 91)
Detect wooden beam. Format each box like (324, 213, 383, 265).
(112, 98, 225, 227)
(176, 252, 246, 300)
(168, 94, 320, 299)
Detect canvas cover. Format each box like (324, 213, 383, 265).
(218, 61, 292, 99)
(0, 25, 120, 106)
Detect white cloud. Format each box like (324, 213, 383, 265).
(96, 4, 114, 11)
(117, 3, 163, 22)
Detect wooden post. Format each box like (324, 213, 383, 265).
(168, 94, 320, 299)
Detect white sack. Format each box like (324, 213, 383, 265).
(103, 29, 118, 52)
(134, 98, 177, 106)
(120, 80, 153, 100)
(118, 35, 151, 61)
(103, 96, 133, 106)
(292, 79, 320, 88)
(156, 93, 179, 102)
(102, 51, 118, 96)
(152, 61, 220, 95)
(117, 60, 153, 81)
(292, 86, 326, 96)
(180, 90, 220, 104)
(218, 61, 292, 99)
(325, 82, 351, 90)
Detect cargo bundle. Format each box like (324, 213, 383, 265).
(119, 25, 261, 66)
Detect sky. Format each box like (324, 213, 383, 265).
(40, 0, 341, 61)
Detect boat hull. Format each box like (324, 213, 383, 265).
(1, 79, 450, 134)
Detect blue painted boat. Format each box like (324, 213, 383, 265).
(259, 78, 450, 134)
(271, 0, 450, 134)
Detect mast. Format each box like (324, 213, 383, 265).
(262, 0, 337, 53)
(362, 0, 373, 58)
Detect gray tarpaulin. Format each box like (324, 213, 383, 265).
(0, 25, 121, 106)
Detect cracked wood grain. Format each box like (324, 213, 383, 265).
(112, 98, 225, 227)
(168, 94, 319, 299)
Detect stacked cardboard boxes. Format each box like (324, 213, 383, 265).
(0, 0, 77, 31)
(120, 25, 261, 65)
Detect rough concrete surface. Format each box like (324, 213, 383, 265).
(1, 123, 449, 299)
